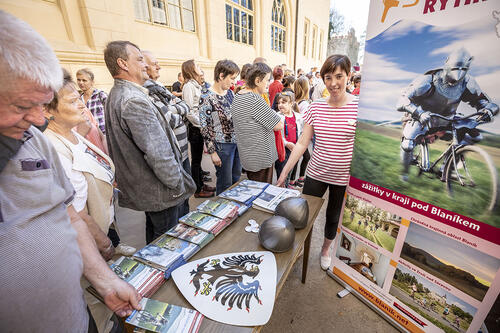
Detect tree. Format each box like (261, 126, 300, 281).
(328, 7, 345, 39)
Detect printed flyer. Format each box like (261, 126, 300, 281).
(330, 1, 500, 333)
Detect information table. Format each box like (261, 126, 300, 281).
(126, 193, 323, 332)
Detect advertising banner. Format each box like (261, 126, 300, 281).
(330, 1, 500, 332)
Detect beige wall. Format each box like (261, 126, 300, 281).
(0, 0, 329, 91)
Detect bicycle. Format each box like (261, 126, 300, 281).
(410, 112, 498, 212)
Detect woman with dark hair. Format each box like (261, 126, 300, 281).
(231, 63, 284, 183)
(277, 54, 358, 270)
(182, 59, 215, 198)
(199, 59, 241, 194)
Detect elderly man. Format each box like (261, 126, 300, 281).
(142, 50, 192, 217)
(104, 41, 195, 244)
(0, 11, 140, 332)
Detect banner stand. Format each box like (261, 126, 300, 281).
(327, 270, 407, 332)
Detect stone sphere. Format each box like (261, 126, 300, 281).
(258, 216, 295, 253)
(274, 197, 309, 229)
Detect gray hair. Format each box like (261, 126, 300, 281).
(76, 68, 95, 81)
(0, 10, 62, 91)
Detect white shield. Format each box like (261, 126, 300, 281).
(171, 251, 277, 326)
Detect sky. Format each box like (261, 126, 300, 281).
(396, 264, 477, 316)
(357, 16, 500, 135)
(330, 0, 370, 39)
(405, 223, 500, 285)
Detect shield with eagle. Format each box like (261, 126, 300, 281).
(171, 251, 277, 326)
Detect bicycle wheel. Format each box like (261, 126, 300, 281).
(444, 145, 498, 212)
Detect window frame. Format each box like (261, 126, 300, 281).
(133, 0, 196, 32)
(311, 25, 317, 59)
(318, 30, 324, 60)
(270, 0, 286, 53)
(303, 18, 310, 57)
(225, 1, 254, 46)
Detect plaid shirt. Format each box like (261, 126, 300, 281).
(85, 89, 107, 135)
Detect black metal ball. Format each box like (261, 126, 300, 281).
(258, 216, 295, 253)
(274, 197, 309, 229)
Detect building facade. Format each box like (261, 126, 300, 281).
(1, 0, 329, 91)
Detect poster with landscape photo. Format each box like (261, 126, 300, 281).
(331, 2, 500, 332)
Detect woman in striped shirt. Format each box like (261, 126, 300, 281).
(231, 63, 284, 183)
(277, 54, 358, 270)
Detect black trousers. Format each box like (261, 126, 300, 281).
(302, 176, 346, 240)
(145, 204, 180, 244)
(188, 124, 204, 193)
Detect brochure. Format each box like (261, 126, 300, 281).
(252, 185, 300, 213)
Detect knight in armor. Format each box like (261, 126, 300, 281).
(397, 48, 498, 181)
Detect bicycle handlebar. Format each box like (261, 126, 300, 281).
(428, 112, 482, 122)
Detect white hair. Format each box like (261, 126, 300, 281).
(0, 10, 62, 91)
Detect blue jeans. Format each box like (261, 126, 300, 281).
(215, 143, 242, 195)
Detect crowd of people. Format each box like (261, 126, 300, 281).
(0, 10, 362, 332)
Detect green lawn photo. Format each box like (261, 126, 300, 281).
(342, 195, 400, 252)
(351, 122, 500, 227)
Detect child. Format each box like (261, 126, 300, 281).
(274, 91, 304, 188)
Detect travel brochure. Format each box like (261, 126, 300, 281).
(218, 184, 266, 205)
(133, 244, 184, 272)
(154, 234, 200, 260)
(165, 223, 214, 248)
(179, 211, 226, 235)
(252, 185, 301, 213)
(126, 298, 203, 333)
(196, 198, 240, 220)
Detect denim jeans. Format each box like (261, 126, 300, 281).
(215, 142, 242, 195)
(145, 204, 181, 244)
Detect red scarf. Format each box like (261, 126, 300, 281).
(274, 130, 285, 162)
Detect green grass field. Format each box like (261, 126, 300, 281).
(342, 209, 397, 252)
(351, 126, 500, 227)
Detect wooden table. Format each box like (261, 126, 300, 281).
(129, 194, 324, 332)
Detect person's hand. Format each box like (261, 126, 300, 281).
(98, 277, 142, 317)
(211, 152, 222, 167)
(276, 174, 287, 187)
(285, 142, 295, 150)
(418, 111, 432, 127)
(478, 108, 494, 122)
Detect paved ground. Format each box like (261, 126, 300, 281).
(94, 153, 398, 333)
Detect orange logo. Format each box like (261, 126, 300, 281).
(381, 0, 419, 23)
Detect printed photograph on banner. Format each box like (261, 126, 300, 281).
(402, 223, 500, 301)
(335, 231, 391, 288)
(342, 194, 401, 252)
(483, 293, 500, 333)
(350, 16, 500, 226)
(390, 264, 477, 333)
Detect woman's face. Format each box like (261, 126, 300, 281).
(51, 84, 87, 128)
(76, 73, 93, 92)
(254, 73, 271, 95)
(220, 73, 238, 91)
(323, 67, 350, 98)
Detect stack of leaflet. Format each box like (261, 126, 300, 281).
(218, 181, 269, 206)
(179, 211, 227, 236)
(87, 256, 165, 301)
(196, 198, 240, 221)
(252, 184, 301, 213)
(165, 223, 214, 248)
(126, 298, 203, 333)
(133, 234, 199, 278)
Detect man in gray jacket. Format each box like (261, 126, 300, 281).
(104, 41, 195, 244)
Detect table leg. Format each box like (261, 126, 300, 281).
(301, 228, 312, 284)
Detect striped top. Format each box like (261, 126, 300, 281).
(231, 92, 281, 172)
(304, 97, 358, 185)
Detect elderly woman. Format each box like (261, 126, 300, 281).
(231, 63, 284, 183)
(44, 69, 133, 259)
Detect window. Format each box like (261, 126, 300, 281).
(133, 0, 195, 32)
(318, 30, 324, 60)
(311, 25, 317, 59)
(271, 0, 286, 53)
(226, 1, 254, 45)
(303, 19, 309, 57)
